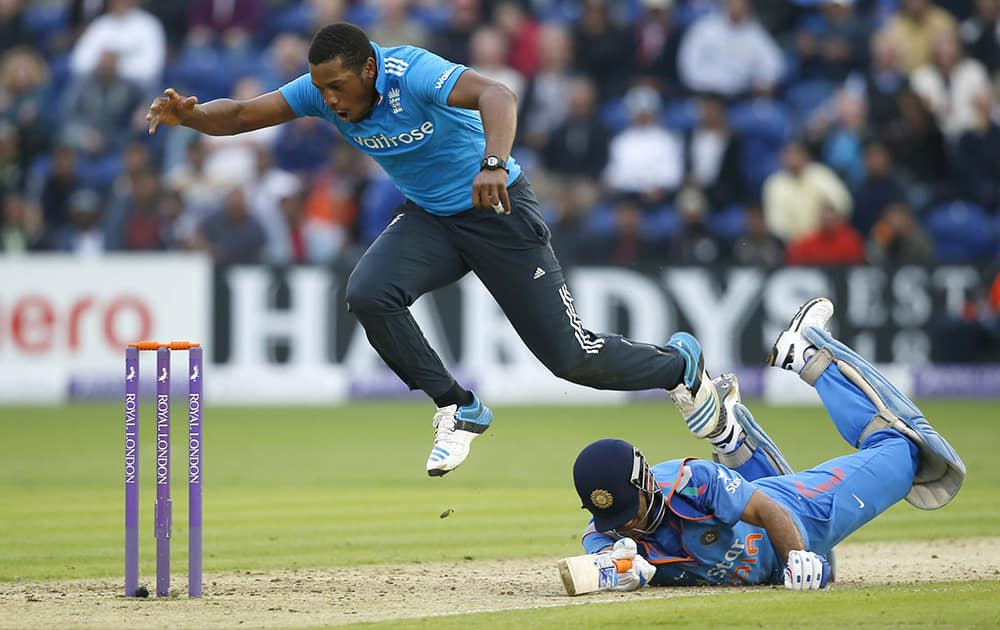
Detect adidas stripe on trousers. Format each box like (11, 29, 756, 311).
(344, 175, 686, 399)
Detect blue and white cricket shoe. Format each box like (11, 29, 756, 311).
(767, 297, 835, 373)
(426, 392, 493, 477)
(665, 332, 721, 439)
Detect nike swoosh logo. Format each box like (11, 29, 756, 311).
(852, 493, 865, 509)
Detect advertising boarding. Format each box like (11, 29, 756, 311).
(0, 256, 994, 404)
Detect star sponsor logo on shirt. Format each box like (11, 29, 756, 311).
(718, 468, 741, 494)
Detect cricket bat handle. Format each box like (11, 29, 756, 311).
(613, 558, 632, 572)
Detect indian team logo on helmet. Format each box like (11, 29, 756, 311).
(590, 489, 614, 509)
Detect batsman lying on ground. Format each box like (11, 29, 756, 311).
(564, 298, 966, 593)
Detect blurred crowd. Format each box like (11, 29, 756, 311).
(1, 0, 1000, 277)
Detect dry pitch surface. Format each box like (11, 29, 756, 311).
(1, 538, 998, 629)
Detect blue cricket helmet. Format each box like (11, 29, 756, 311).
(573, 438, 644, 532)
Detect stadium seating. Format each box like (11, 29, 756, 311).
(924, 202, 996, 263)
(708, 204, 747, 243)
(782, 79, 838, 127)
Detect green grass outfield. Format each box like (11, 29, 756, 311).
(1, 399, 997, 627)
(355, 581, 1000, 629)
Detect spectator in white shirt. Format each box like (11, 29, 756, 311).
(165, 138, 229, 243)
(603, 85, 684, 207)
(69, 0, 165, 92)
(678, 0, 784, 99)
(911, 30, 992, 142)
(199, 76, 280, 187)
(244, 146, 302, 265)
(763, 140, 853, 242)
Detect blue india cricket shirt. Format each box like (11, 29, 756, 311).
(279, 42, 522, 215)
(581, 458, 786, 586)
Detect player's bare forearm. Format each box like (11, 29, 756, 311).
(186, 92, 297, 135)
(740, 490, 805, 562)
(147, 89, 296, 136)
(180, 99, 247, 135)
(477, 83, 517, 162)
(448, 70, 517, 211)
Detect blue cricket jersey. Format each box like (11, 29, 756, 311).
(279, 42, 522, 215)
(581, 458, 786, 586)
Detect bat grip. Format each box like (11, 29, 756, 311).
(613, 558, 633, 573)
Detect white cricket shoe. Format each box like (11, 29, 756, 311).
(707, 373, 746, 454)
(767, 297, 835, 374)
(665, 332, 722, 439)
(426, 393, 492, 477)
(713, 372, 742, 422)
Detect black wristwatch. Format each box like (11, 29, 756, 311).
(480, 154, 509, 174)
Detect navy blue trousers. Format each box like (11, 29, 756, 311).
(345, 176, 685, 399)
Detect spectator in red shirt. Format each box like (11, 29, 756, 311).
(494, 1, 540, 78)
(991, 271, 1000, 313)
(785, 203, 865, 265)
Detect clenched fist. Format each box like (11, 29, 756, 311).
(784, 550, 830, 590)
(610, 538, 656, 592)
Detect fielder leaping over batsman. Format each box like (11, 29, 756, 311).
(565, 298, 965, 592)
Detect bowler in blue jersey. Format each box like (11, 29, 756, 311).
(147, 22, 726, 478)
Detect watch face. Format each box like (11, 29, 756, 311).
(486, 156, 499, 168)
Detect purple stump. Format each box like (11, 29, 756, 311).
(124, 346, 140, 597)
(155, 347, 172, 597)
(188, 347, 203, 598)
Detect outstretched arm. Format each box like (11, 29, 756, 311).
(146, 88, 298, 136)
(447, 70, 517, 213)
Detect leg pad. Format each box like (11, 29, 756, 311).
(813, 332, 966, 510)
(800, 347, 834, 386)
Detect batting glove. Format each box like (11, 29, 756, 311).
(783, 550, 830, 590)
(609, 538, 656, 591)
